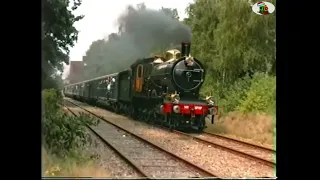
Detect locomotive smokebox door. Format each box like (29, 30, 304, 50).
(181, 42, 191, 57)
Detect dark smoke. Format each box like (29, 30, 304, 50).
(117, 5, 192, 54)
(84, 5, 192, 79)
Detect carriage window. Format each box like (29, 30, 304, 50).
(144, 65, 152, 77)
(144, 66, 148, 77)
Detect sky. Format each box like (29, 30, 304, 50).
(62, 0, 194, 79)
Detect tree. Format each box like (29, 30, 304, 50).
(184, 0, 276, 84)
(42, 0, 84, 89)
(161, 7, 180, 20)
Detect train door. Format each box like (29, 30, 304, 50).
(87, 83, 91, 99)
(80, 83, 85, 97)
(118, 71, 131, 101)
(135, 64, 144, 92)
(84, 83, 90, 99)
(89, 81, 97, 100)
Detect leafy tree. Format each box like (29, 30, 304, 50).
(43, 73, 64, 90)
(185, 0, 276, 114)
(161, 7, 180, 20)
(184, 0, 275, 84)
(42, 0, 84, 89)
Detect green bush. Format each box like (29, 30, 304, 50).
(200, 73, 276, 116)
(237, 73, 276, 114)
(43, 89, 62, 114)
(201, 74, 251, 114)
(42, 89, 99, 157)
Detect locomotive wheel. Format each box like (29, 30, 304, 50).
(124, 105, 130, 116)
(165, 115, 171, 128)
(128, 106, 135, 119)
(137, 108, 143, 121)
(168, 116, 174, 130)
(197, 126, 204, 133)
(149, 113, 154, 123)
(163, 114, 169, 126)
(113, 104, 119, 113)
(164, 115, 169, 127)
(141, 109, 149, 122)
(151, 110, 157, 124)
(174, 117, 180, 129)
(196, 117, 206, 133)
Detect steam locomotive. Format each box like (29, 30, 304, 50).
(64, 42, 218, 132)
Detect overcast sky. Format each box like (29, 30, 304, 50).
(62, 0, 194, 79)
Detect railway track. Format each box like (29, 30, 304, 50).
(132, 121, 276, 168)
(202, 132, 275, 159)
(170, 130, 276, 168)
(203, 132, 275, 153)
(64, 100, 217, 178)
(133, 115, 276, 168)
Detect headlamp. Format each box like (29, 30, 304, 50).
(171, 94, 180, 104)
(185, 56, 195, 66)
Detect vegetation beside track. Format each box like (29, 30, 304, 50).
(203, 73, 276, 146)
(42, 0, 109, 176)
(42, 89, 105, 177)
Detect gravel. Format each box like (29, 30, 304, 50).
(191, 133, 275, 163)
(92, 120, 203, 178)
(65, 100, 204, 178)
(65, 98, 276, 178)
(209, 133, 275, 150)
(84, 130, 141, 177)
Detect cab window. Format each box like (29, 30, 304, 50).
(137, 65, 143, 78)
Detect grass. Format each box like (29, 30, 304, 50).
(42, 147, 109, 177)
(206, 111, 276, 147)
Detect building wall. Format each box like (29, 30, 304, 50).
(67, 61, 84, 84)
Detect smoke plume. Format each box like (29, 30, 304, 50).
(84, 5, 192, 79)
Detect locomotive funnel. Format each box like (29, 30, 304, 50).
(181, 42, 191, 57)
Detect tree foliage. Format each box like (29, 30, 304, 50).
(184, 0, 276, 84)
(42, 0, 84, 89)
(183, 0, 276, 115)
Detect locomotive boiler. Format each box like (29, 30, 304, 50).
(149, 43, 205, 96)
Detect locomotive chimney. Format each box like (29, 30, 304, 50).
(181, 42, 191, 57)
